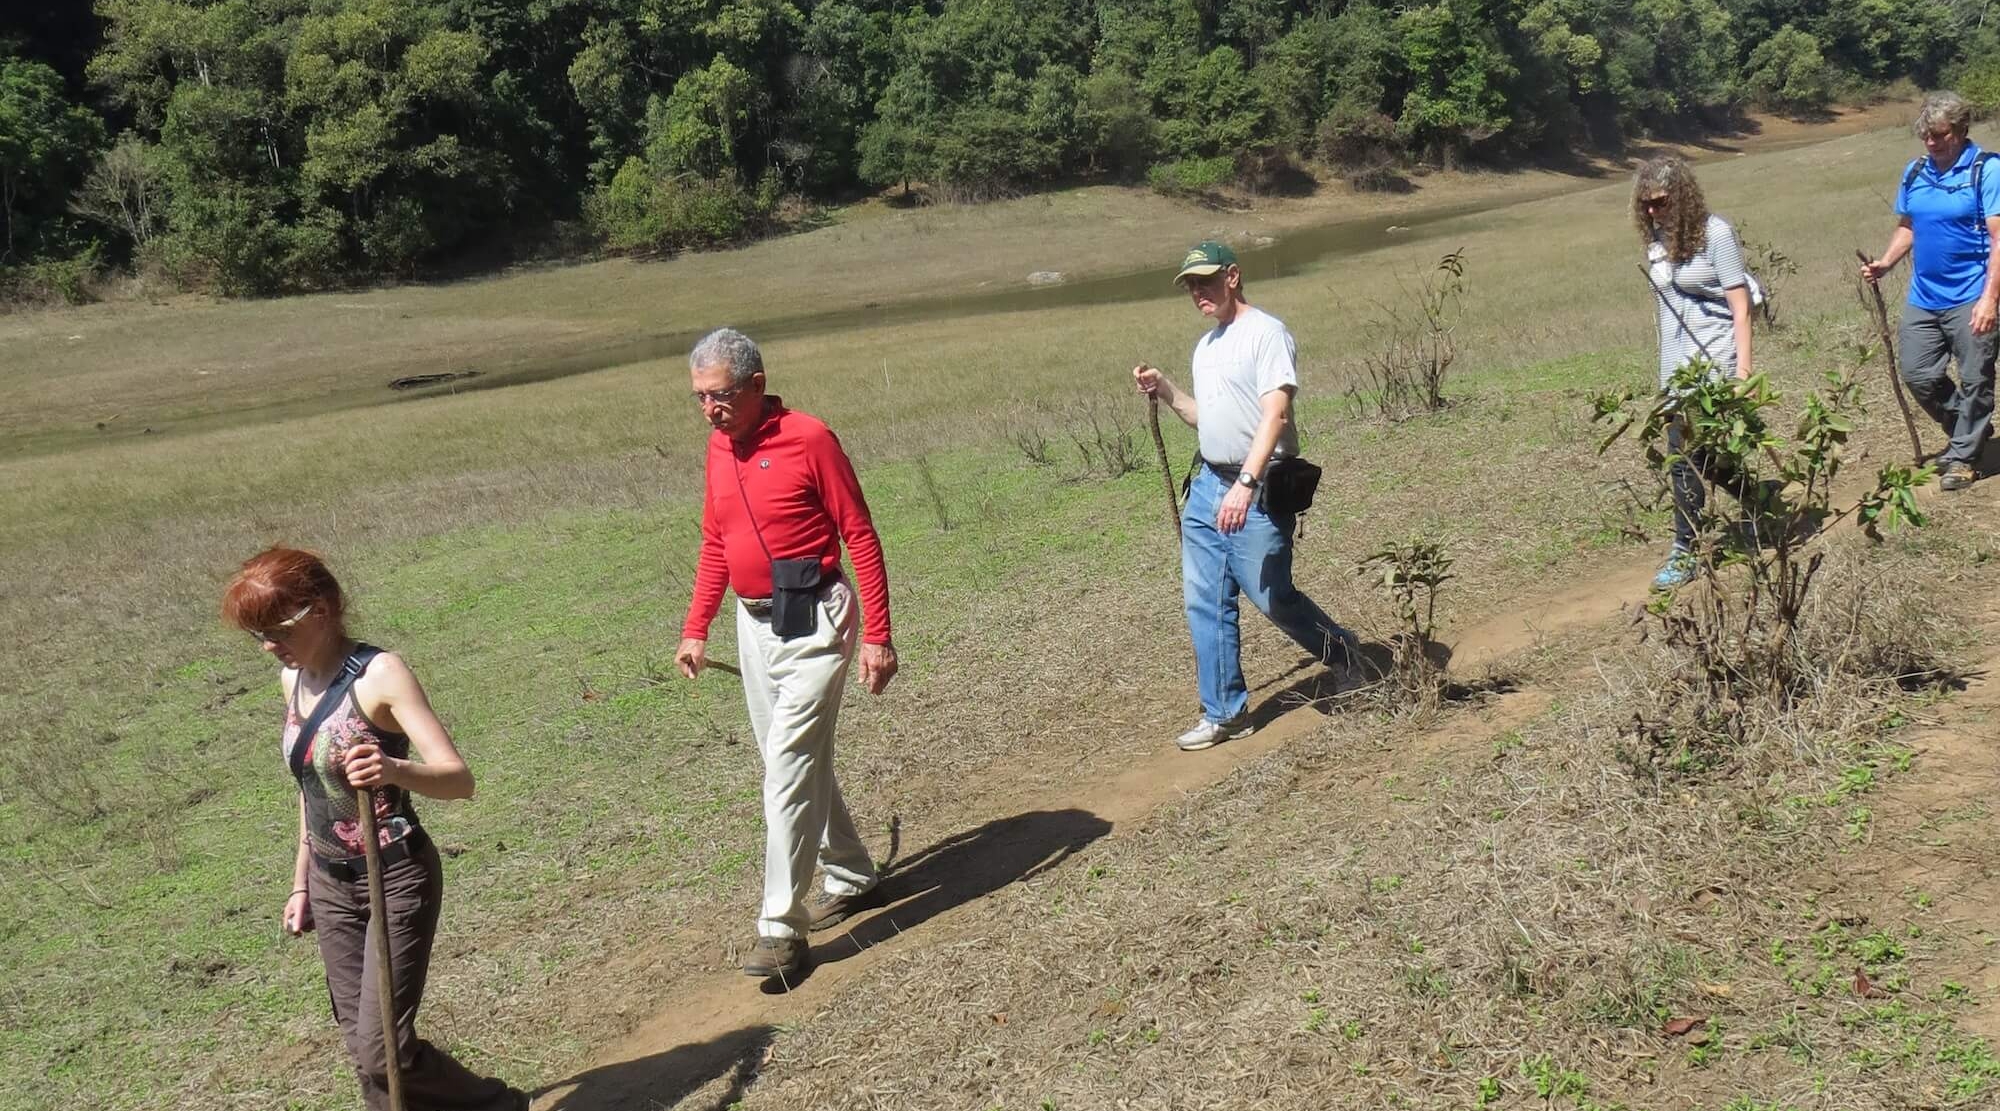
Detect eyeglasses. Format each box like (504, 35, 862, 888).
(249, 604, 314, 644)
(1641, 195, 1670, 211)
(692, 383, 750, 406)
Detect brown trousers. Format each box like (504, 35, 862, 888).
(307, 841, 518, 1111)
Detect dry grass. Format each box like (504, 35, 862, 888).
(731, 536, 1994, 1111)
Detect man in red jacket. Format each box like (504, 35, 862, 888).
(675, 327, 898, 982)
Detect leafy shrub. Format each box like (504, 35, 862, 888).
(586, 157, 779, 253)
(1146, 155, 1235, 197)
(1591, 360, 1932, 705)
(0, 243, 103, 306)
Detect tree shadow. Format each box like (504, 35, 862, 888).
(814, 808, 1113, 965)
(534, 1023, 775, 1111)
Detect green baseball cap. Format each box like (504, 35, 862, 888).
(1174, 240, 1238, 285)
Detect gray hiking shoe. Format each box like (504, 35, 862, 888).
(1176, 716, 1255, 751)
(808, 885, 885, 932)
(1941, 461, 1976, 491)
(741, 934, 809, 979)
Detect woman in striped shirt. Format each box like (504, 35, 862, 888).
(1632, 155, 1756, 589)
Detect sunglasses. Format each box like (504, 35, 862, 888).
(1641, 195, 1671, 210)
(249, 603, 315, 644)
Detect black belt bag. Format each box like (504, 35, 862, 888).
(768, 558, 824, 640)
(1194, 455, 1324, 516)
(1260, 457, 1324, 516)
(314, 825, 430, 882)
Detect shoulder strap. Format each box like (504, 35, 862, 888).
(287, 645, 383, 783)
(1978, 152, 1998, 221)
(730, 456, 778, 566)
(1903, 157, 1925, 193)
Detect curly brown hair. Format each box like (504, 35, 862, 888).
(1632, 155, 1710, 265)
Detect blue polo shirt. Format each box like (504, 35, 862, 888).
(1897, 142, 2000, 310)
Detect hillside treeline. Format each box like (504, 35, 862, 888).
(2, 0, 1993, 298)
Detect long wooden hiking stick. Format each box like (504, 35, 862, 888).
(1854, 248, 1927, 464)
(355, 792, 407, 1111)
(1146, 395, 1181, 538)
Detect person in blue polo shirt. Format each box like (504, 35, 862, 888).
(1863, 90, 2000, 491)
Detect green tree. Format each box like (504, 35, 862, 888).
(643, 55, 762, 178)
(1395, 0, 1514, 166)
(0, 54, 104, 260)
(1745, 24, 1833, 115)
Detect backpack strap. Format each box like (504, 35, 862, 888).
(1976, 152, 1999, 251)
(287, 644, 384, 783)
(1902, 156, 1925, 195)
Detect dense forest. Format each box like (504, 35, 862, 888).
(1, 0, 1995, 300)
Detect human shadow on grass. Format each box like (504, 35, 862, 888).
(534, 1022, 776, 1111)
(811, 808, 1113, 967)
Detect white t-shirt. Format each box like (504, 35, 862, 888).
(1191, 305, 1300, 466)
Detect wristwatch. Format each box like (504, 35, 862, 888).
(1236, 470, 1260, 489)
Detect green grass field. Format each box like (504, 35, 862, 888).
(5, 116, 1997, 1110)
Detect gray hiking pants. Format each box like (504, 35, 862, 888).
(1898, 299, 1998, 466)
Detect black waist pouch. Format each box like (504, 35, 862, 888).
(1261, 457, 1324, 516)
(769, 558, 824, 640)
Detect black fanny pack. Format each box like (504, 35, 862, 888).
(1194, 455, 1324, 517)
(1260, 457, 1323, 517)
(768, 557, 824, 640)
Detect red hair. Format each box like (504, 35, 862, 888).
(222, 547, 345, 633)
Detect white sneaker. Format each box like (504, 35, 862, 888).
(1176, 716, 1255, 751)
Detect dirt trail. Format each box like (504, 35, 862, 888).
(531, 554, 1658, 1109)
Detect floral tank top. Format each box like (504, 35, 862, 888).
(282, 650, 422, 861)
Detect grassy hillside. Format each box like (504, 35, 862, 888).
(3, 118, 1996, 1110)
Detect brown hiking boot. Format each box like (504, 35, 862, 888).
(741, 935, 808, 979)
(1941, 461, 1976, 491)
(807, 885, 885, 931)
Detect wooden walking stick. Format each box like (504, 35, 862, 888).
(1146, 394, 1181, 538)
(355, 792, 407, 1111)
(1855, 248, 1927, 464)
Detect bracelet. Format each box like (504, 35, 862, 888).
(291, 887, 308, 897)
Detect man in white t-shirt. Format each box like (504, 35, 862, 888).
(1134, 241, 1358, 751)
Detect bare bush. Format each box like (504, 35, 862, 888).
(1009, 424, 1052, 467)
(913, 454, 952, 532)
(1346, 249, 1467, 421)
(1063, 401, 1142, 479)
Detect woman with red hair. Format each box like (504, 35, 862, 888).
(223, 547, 523, 1111)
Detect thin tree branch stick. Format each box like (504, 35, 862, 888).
(356, 793, 406, 1111)
(1146, 396, 1181, 539)
(1854, 248, 1926, 464)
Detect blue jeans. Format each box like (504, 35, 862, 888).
(1181, 464, 1352, 724)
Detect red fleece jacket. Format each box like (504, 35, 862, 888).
(681, 399, 893, 645)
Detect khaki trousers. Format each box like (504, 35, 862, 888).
(307, 842, 517, 1111)
(736, 577, 879, 939)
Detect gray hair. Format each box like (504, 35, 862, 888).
(689, 327, 764, 386)
(1915, 91, 1974, 138)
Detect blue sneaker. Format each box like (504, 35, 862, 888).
(1652, 548, 1696, 590)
